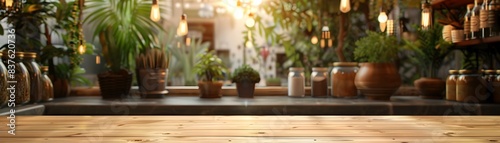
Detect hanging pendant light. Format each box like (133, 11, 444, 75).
(245, 12, 255, 27)
(378, 9, 388, 32)
(339, 0, 351, 13)
(177, 14, 189, 36)
(150, 0, 160, 22)
(320, 26, 331, 48)
(311, 36, 318, 45)
(421, 0, 432, 30)
(96, 55, 101, 64)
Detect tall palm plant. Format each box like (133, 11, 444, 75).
(84, 0, 162, 72)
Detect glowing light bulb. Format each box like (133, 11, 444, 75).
(234, 7, 244, 19)
(378, 12, 388, 23)
(246, 17, 255, 27)
(311, 36, 318, 44)
(78, 44, 86, 54)
(339, 0, 351, 13)
(186, 37, 191, 46)
(245, 41, 253, 48)
(96, 56, 101, 64)
(150, 0, 160, 22)
(421, 9, 431, 29)
(252, 0, 262, 6)
(177, 14, 189, 36)
(6, 0, 13, 7)
(175, 2, 181, 8)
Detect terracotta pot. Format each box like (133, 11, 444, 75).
(49, 76, 71, 98)
(97, 69, 133, 99)
(136, 68, 169, 98)
(414, 77, 446, 99)
(198, 81, 223, 98)
(236, 82, 256, 98)
(354, 63, 401, 101)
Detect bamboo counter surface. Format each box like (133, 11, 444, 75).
(0, 116, 499, 142)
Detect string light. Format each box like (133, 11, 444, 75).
(339, 0, 351, 13)
(421, 0, 432, 30)
(177, 14, 189, 36)
(150, 0, 160, 22)
(311, 36, 318, 44)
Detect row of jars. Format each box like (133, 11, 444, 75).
(288, 62, 359, 97)
(446, 69, 500, 103)
(0, 51, 54, 108)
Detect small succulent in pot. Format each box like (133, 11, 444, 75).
(193, 50, 227, 98)
(231, 65, 261, 98)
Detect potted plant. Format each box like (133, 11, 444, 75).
(84, 0, 162, 99)
(194, 50, 227, 98)
(231, 65, 261, 98)
(404, 24, 452, 99)
(136, 48, 170, 98)
(265, 77, 281, 86)
(353, 31, 401, 101)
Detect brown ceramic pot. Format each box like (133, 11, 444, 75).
(354, 63, 401, 101)
(136, 68, 169, 98)
(236, 81, 256, 98)
(198, 81, 223, 98)
(414, 77, 446, 99)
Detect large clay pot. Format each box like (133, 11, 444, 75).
(236, 81, 256, 98)
(354, 63, 401, 101)
(414, 77, 446, 99)
(97, 69, 133, 99)
(136, 68, 169, 98)
(198, 81, 223, 98)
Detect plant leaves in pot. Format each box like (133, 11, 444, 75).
(194, 50, 227, 98)
(353, 31, 401, 101)
(136, 48, 170, 98)
(404, 24, 452, 99)
(232, 64, 261, 98)
(84, 0, 163, 99)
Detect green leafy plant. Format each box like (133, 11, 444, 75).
(404, 24, 452, 77)
(232, 65, 261, 83)
(168, 38, 210, 85)
(84, 0, 163, 72)
(194, 50, 227, 82)
(354, 31, 400, 63)
(265, 77, 281, 83)
(136, 48, 170, 69)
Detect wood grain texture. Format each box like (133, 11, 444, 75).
(1, 116, 499, 142)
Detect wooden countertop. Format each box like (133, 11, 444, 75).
(1, 116, 499, 142)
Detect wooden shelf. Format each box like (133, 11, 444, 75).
(431, 0, 473, 10)
(453, 36, 500, 48)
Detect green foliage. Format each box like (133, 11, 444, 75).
(136, 48, 170, 69)
(84, 0, 163, 72)
(403, 24, 452, 77)
(354, 31, 400, 63)
(232, 65, 261, 83)
(265, 77, 281, 83)
(168, 38, 210, 85)
(194, 50, 227, 82)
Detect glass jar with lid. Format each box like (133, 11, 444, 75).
(456, 70, 488, 103)
(446, 70, 459, 101)
(0, 52, 9, 108)
(2, 52, 30, 105)
(23, 52, 42, 103)
(40, 66, 53, 102)
(331, 62, 358, 98)
(288, 67, 305, 97)
(311, 67, 328, 97)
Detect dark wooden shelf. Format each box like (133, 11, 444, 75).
(453, 36, 500, 49)
(431, 0, 473, 10)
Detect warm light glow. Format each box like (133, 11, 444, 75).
(78, 44, 86, 54)
(245, 41, 253, 48)
(378, 12, 388, 23)
(96, 56, 101, 64)
(177, 14, 189, 36)
(421, 9, 431, 29)
(6, 0, 13, 7)
(311, 36, 318, 44)
(186, 37, 191, 46)
(379, 22, 386, 32)
(328, 39, 333, 47)
(234, 7, 244, 19)
(245, 18, 255, 27)
(150, 1, 160, 22)
(387, 19, 394, 35)
(252, 0, 262, 6)
(339, 0, 351, 13)
(320, 39, 325, 48)
(175, 2, 181, 8)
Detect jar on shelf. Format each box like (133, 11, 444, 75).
(456, 70, 488, 103)
(40, 66, 53, 102)
(446, 70, 459, 101)
(494, 70, 500, 103)
(311, 67, 328, 97)
(288, 67, 305, 97)
(0, 52, 9, 108)
(23, 52, 42, 103)
(331, 62, 358, 98)
(2, 52, 30, 105)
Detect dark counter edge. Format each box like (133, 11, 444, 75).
(0, 96, 499, 115)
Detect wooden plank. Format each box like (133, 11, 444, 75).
(1, 137, 500, 143)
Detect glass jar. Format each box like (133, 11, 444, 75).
(40, 66, 53, 102)
(494, 70, 500, 103)
(288, 67, 305, 97)
(0, 52, 8, 108)
(2, 52, 30, 105)
(331, 62, 358, 98)
(311, 67, 328, 97)
(446, 70, 459, 101)
(23, 52, 42, 103)
(481, 0, 491, 38)
(465, 4, 474, 40)
(471, 0, 483, 39)
(456, 70, 488, 103)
